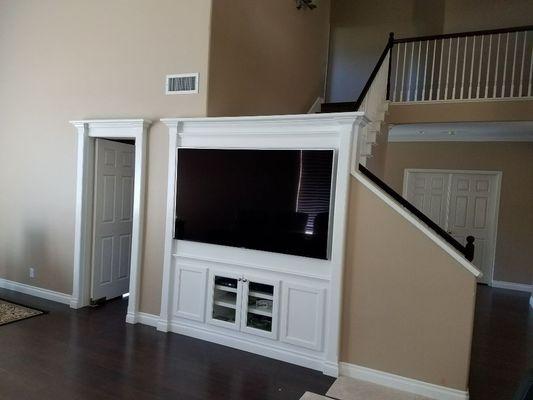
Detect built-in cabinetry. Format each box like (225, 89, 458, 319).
(171, 259, 326, 367)
(159, 114, 364, 376)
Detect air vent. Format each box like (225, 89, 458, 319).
(165, 73, 199, 95)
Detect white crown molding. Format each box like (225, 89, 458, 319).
(388, 121, 533, 143)
(491, 280, 532, 293)
(339, 362, 469, 400)
(0, 278, 72, 305)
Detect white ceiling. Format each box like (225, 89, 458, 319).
(388, 121, 533, 142)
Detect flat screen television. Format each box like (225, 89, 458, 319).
(174, 148, 335, 259)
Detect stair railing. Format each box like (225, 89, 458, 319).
(390, 25, 533, 103)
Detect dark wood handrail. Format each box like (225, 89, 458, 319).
(394, 24, 533, 44)
(354, 32, 395, 110)
(358, 164, 474, 260)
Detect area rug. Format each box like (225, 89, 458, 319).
(0, 299, 45, 326)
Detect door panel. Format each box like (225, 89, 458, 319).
(448, 173, 495, 283)
(92, 139, 135, 301)
(404, 172, 450, 226)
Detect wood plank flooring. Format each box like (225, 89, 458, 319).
(468, 284, 532, 400)
(0, 288, 333, 400)
(0, 284, 530, 399)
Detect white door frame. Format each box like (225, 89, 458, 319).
(403, 168, 502, 285)
(70, 119, 151, 325)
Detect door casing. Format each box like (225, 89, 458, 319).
(71, 119, 151, 325)
(403, 168, 502, 285)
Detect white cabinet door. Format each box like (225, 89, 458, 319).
(240, 277, 280, 339)
(91, 139, 135, 301)
(174, 264, 207, 322)
(448, 173, 496, 283)
(404, 171, 450, 226)
(206, 271, 243, 330)
(280, 283, 325, 351)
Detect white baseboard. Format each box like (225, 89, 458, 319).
(339, 362, 469, 400)
(131, 312, 333, 375)
(491, 280, 532, 293)
(0, 278, 72, 305)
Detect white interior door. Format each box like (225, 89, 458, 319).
(91, 138, 135, 301)
(447, 173, 497, 284)
(403, 171, 450, 226)
(404, 169, 500, 284)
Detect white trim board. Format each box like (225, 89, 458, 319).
(339, 362, 469, 400)
(354, 172, 481, 278)
(70, 119, 152, 321)
(0, 278, 72, 305)
(491, 280, 532, 293)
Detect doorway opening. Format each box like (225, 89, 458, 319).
(70, 119, 151, 324)
(403, 169, 502, 284)
(90, 138, 135, 305)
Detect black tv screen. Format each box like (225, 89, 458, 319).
(174, 149, 335, 259)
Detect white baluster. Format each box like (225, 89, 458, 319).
(493, 34, 501, 98)
(476, 36, 484, 99)
(453, 37, 460, 99)
(527, 38, 533, 96)
(408, 42, 414, 101)
(445, 38, 452, 99)
(430, 40, 437, 100)
(469, 36, 476, 99)
(401, 42, 407, 101)
(519, 31, 527, 96)
(438, 39, 444, 100)
(422, 41, 429, 101)
(502, 33, 510, 97)
(511, 32, 518, 97)
(415, 41, 421, 100)
(461, 36, 468, 99)
(393, 44, 400, 102)
(485, 35, 492, 98)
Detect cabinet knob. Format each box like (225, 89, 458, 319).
(242, 278, 248, 283)
(237, 278, 242, 281)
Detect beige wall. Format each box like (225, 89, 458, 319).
(387, 101, 533, 124)
(343, 177, 477, 390)
(327, 0, 533, 102)
(0, 0, 213, 314)
(207, 0, 331, 116)
(384, 142, 533, 286)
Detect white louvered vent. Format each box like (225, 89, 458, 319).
(165, 73, 199, 95)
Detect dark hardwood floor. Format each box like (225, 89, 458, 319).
(469, 284, 533, 400)
(0, 288, 334, 400)
(0, 284, 530, 399)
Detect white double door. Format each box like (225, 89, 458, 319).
(91, 139, 135, 301)
(403, 169, 501, 284)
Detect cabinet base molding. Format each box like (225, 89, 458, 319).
(339, 362, 469, 400)
(170, 320, 336, 375)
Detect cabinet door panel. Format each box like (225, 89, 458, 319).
(207, 271, 242, 330)
(280, 283, 325, 351)
(241, 277, 280, 339)
(174, 264, 207, 322)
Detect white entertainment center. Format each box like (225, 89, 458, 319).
(158, 113, 366, 376)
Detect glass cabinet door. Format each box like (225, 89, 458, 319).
(208, 273, 241, 330)
(241, 278, 279, 339)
